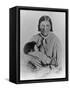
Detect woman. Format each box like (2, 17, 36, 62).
(24, 15, 62, 73)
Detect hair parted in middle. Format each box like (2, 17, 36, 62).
(38, 15, 53, 32)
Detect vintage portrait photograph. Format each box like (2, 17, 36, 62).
(20, 9, 66, 81)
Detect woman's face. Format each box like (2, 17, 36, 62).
(40, 20, 51, 36)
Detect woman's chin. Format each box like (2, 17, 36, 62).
(42, 33, 48, 37)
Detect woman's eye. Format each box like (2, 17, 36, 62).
(41, 24, 50, 27)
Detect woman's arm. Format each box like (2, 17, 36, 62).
(51, 38, 62, 68)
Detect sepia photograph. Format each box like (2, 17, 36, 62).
(20, 8, 67, 81)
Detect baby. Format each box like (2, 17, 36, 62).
(23, 41, 51, 72)
(23, 41, 41, 71)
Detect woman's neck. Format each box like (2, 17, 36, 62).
(40, 33, 49, 39)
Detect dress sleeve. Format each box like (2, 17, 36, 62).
(51, 37, 62, 68)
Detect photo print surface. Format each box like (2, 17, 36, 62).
(20, 10, 65, 80)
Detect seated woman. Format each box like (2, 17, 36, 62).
(22, 15, 62, 79)
(29, 15, 62, 71)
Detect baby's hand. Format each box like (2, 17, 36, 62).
(42, 55, 51, 64)
(36, 39, 41, 47)
(34, 45, 39, 51)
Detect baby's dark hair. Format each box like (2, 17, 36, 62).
(23, 41, 36, 54)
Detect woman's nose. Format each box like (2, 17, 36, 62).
(44, 26, 47, 30)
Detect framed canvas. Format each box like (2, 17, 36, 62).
(9, 6, 68, 84)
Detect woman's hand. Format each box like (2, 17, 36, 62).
(42, 55, 51, 64)
(50, 57, 58, 67)
(28, 56, 42, 71)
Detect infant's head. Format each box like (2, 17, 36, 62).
(24, 41, 38, 54)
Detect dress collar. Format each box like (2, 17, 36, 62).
(40, 33, 49, 39)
